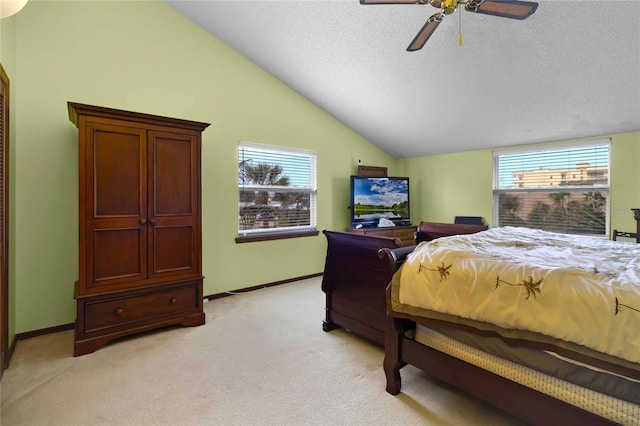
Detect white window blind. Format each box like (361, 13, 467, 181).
(238, 141, 317, 236)
(493, 140, 610, 236)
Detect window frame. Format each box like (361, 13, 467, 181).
(236, 141, 318, 243)
(492, 139, 611, 236)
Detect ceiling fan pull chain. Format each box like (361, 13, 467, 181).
(458, 6, 463, 46)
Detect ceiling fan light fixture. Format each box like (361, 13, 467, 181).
(441, 0, 458, 15)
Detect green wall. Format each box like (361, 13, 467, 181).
(9, 0, 395, 334)
(403, 132, 640, 231)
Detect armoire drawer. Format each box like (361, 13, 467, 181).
(83, 285, 198, 332)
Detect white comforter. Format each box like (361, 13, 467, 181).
(398, 226, 640, 364)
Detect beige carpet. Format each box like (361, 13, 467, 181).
(0, 277, 524, 425)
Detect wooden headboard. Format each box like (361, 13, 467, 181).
(415, 221, 488, 244)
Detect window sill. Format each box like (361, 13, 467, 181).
(235, 229, 319, 244)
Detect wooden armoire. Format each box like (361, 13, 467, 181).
(68, 102, 210, 356)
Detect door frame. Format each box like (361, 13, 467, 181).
(1, 63, 10, 378)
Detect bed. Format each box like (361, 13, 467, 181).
(379, 225, 640, 425)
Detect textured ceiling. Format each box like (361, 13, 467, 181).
(165, 0, 640, 158)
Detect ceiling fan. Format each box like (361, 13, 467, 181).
(360, 0, 538, 51)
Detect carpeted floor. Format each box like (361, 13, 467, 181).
(0, 277, 524, 425)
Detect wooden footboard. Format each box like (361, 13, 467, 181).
(321, 230, 412, 345)
(378, 246, 617, 426)
(321, 222, 490, 345)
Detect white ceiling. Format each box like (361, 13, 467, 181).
(165, 0, 640, 159)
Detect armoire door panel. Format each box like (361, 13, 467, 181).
(151, 224, 196, 276)
(150, 131, 196, 217)
(88, 123, 147, 218)
(90, 227, 146, 286)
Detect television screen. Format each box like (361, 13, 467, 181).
(350, 176, 410, 227)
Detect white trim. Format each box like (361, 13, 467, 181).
(237, 225, 317, 238)
(237, 140, 318, 237)
(238, 140, 317, 157)
(491, 139, 611, 236)
(492, 138, 611, 158)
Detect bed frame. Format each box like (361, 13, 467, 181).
(323, 219, 639, 424)
(378, 246, 621, 426)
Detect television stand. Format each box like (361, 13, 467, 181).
(346, 224, 416, 246)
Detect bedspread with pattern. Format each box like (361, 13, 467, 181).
(398, 226, 640, 364)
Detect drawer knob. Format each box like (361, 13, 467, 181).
(170, 297, 177, 304)
(114, 307, 123, 315)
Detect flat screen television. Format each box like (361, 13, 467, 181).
(350, 176, 410, 228)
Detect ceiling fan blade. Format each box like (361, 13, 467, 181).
(465, 0, 538, 20)
(407, 13, 444, 51)
(360, 0, 418, 4)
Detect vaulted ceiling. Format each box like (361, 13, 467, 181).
(166, 0, 640, 158)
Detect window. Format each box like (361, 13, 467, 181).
(237, 141, 317, 241)
(493, 139, 610, 236)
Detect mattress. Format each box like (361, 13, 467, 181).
(397, 226, 640, 365)
(414, 324, 640, 425)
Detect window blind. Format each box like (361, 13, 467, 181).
(493, 140, 610, 236)
(238, 141, 317, 236)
